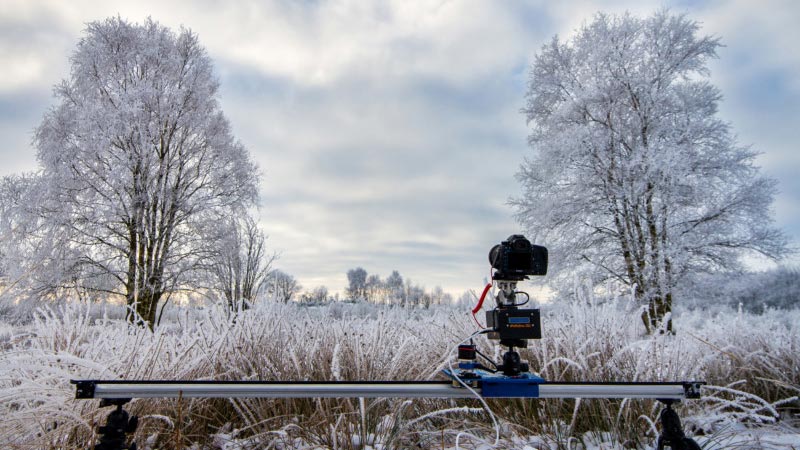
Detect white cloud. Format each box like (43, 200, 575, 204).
(698, 0, 800, 78)
(195, 0, 539, 88)
(0, 52, 45, 93)
(1, 0, 798, 294)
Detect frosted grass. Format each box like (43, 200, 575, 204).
(1, 296, 798, 449)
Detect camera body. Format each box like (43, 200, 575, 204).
(489, 235, 548, 281)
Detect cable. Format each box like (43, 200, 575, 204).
(471, 283, 492, 328)
(472, 283, 492, 315)
(471, 312, 484, 329)
(509, 290, 530, 307)
(474, 348, 499, 372)
(447, 330, 500, 449)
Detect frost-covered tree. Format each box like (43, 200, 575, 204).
(365, 274, 384, 303)
(29, 17, 258, 327)
(0, 175, 30, 289)
(207, 215, 275, 314)
(404, 278, 425, 307)
(346, 267, 368, 301)
(513, 11, 788, 333)
(430, 286, 452, 306)
(300, 285, 329, 304)
(0, 173, 92, 300)
(385, 270, 404, 303)
(266, 269, 301, 303)
(0, 176, 27, 294)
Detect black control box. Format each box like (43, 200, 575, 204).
(486, 308, 541, 340)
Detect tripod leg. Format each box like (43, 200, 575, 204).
(656, 401, 699, 450)
(681, 437, 701, 450)
(94, 402, 137, 450)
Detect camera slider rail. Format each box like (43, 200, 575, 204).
(72, 378, 702, 400)
(73, 378, 703, 450)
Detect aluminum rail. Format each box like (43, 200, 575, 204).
(74, 380, 473, 399)
(72, 380, 702, 400)
(538, 382, 697, 399)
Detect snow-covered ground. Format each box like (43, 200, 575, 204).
(1, 296, 798, 449)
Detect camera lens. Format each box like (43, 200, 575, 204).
(488, 244, 501, 267)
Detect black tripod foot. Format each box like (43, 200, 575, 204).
(94, 399, 137, 450)
(656, 401, 700, 450)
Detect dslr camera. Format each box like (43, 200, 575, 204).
(489, 234, 548, 281)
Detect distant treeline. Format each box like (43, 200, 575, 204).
(683, 267, 800, 313)
(296, 267, 454, 306)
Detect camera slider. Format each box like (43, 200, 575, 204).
(73, 378, 702, 450)
(72, 379, 703, 401)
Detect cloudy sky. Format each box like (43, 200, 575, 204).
(1, 0, 798, 296)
